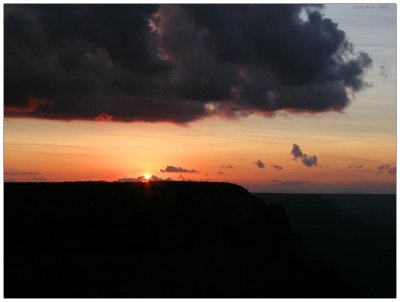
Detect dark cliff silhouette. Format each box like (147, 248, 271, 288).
(6, 182, 365, 297)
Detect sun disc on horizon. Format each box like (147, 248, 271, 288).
(144, 174, 151, 181)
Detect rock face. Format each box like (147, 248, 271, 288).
(5, 182, 360, 297)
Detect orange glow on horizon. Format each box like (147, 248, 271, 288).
(4, 115, 396, 193)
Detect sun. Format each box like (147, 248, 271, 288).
(144, 174, 151, 181)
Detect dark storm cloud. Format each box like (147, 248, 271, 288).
(5, 4, 372, 123)
(377, 164, 396, 175)
(160, 165, 198, 173)
(254, 160, 265, 169)
(291, 144, 318, 167)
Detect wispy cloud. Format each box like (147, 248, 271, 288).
(379, 65, 390, 78)
(348, 162, 363, 169)
(31, 176, 48, 182)
(377, 164, 396, 174)
(220, 164, 234, 169)
(5, 170, 40, 176)
(271, 163, 283, 170)
(4, 171, 48, 182)
(118, 175, 169, 182)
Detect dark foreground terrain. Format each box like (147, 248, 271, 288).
(256, 193, 396, 298)
(5, 182, 379, 297)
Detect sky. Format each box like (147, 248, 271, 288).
(4, 4, 396, 193)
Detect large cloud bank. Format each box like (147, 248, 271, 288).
(5, 4, 372, 123)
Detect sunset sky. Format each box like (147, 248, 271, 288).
(4, 4, 396, 193)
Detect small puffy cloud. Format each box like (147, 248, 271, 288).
(254, 160, 265, 169)
(217, 171, 224, 175)
(302, 155, 318, 167)
(291, 144, 318, 167)
(291, 144, 304, 159)
(221, 164, 234, 169)
(136, 176, 146, 182)
(149, 175, 164, 181)
(377, 164, 396, 174)
(160, 165, 198, 173)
